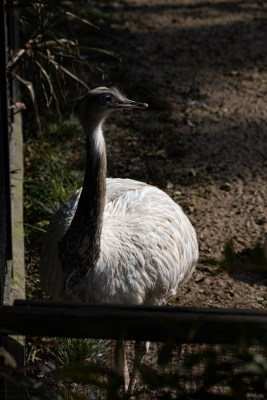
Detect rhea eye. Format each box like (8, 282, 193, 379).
(104, 95, 113, 103)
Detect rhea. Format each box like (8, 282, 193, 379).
(39, 87, 198, 394)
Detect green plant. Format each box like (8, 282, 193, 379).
(25, 335, 113, 399)
(45, 337, 267, 400)
(45, 338, 112, 367)
(220, 239, 235, 271)
(201, 239, 267, 273)
(5, 331, 267, 400)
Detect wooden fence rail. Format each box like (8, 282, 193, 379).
(1, 300, 267, 344)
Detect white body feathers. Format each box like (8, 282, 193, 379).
(40, 178, 198, 305)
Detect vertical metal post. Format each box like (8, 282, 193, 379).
(0, 0, 13, 396)
(0, 0, 13, 275)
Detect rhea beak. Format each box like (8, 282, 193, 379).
(117, 99, 148, 109)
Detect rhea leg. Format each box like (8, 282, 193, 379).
(113, 340, 130, 392)
(127, 341, 150, 396)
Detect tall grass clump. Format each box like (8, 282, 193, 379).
(6, 0, 119, 135)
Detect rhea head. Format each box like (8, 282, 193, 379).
(74, 87, 148, 128)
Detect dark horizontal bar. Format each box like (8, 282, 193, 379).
(1, 300, 267, 344)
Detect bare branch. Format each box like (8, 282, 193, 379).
(7, 47, 26, 70)
(64, 11, 99, 30)
(82, 46, 122, 62)
(11, 71, 43, 136)
(37, 51, 90, 91)
(34, 59, 61, 114)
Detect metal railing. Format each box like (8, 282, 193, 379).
(0, 0, 13, 305)
(1, 300, 267, 344)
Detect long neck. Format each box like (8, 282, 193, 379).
(59, 120, 107, 272)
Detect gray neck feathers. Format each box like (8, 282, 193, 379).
(58, 120, 106, 292)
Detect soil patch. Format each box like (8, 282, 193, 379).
(93, 0, 267, 310)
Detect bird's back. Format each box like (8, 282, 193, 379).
(40, 178, 198, 303)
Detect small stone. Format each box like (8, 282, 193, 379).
(195, 273, 204, 282)
(166, 182, 174, 189)
(220, 183, 231, 191)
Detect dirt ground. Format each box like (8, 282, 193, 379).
(89, 0, 267, 310)
(21, 2, 267, 397)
